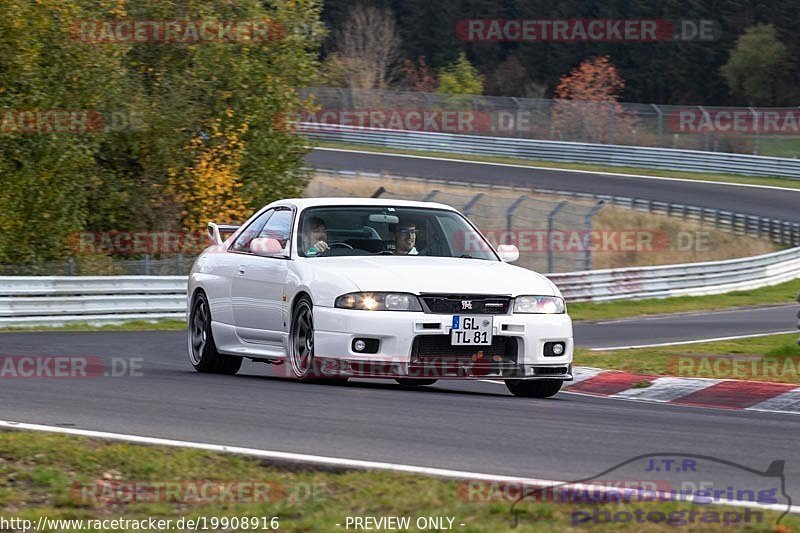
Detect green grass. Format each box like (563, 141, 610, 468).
(316, 140, 800, 191)
(577, 333, 800, 383)
(0, 319, 187, 333)
(568, 278, 800, 322)
(0, 430, 795, 532)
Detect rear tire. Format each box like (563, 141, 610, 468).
(505, 379, 562, 398)
(188, 292, 242, 375)
(395, 378, 438, 386)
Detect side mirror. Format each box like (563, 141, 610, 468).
(497, 244, 519, 263)
(250, 237, 285, 257)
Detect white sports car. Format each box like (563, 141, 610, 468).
(187, 197, 573, 397)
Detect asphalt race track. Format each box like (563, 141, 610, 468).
(577, 304, 798, 349)
(4, 154, 800, 510)
(306, 148, 800, 223)
(1, 329, 799, 500)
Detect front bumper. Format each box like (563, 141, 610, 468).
(313, 306, 573, 380)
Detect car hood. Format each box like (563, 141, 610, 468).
(308, 256, 557, 297)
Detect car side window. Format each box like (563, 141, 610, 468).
(258, 209, 293, 250)
(231, 209, 273, 252)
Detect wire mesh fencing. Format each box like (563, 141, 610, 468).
(298, 87, 800, 157)
(310, 180, 605, 273)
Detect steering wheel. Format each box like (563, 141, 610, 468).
(328, 242, 354, 249)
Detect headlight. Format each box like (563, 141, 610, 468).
(514, 295, 566, 314)
(335, 292, 422, 311)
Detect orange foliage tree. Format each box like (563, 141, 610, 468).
(552, 56, 638, 144)
(168, 119, 251, 232)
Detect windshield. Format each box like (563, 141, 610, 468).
(297, 206, 498, 260)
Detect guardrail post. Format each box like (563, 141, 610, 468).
(462, 193, 484, 217)
(547, 201, 568, 273)
(583, 201, 605, 271)
(66, 257, 74, 276)
(505, 195, 528, 244)
(144, 254, 151, 275)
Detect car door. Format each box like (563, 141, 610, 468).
(231, 207, 293, 345)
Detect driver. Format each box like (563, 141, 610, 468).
(392, 219, 418, 255)
(302, 216, 329, 255)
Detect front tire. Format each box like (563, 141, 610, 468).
(188, 292, 242, 375)
(505, 379, 562, 398)
(289, 296, 317, 380)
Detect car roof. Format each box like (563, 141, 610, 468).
(270, 197, 457, 211)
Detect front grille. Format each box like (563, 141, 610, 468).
(420, 294, 511, 315)
(411, 335, 518, 365)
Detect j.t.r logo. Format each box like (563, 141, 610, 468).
(461, 300, 473, 310)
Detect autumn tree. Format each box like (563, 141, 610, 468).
(552, 56, 636, 144)
(399, 57, 438, 92)
(437, 53, 483, 95)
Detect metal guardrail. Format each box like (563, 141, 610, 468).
(0, 276, 186, 326)
(797, 291, 800, 345)
(303, 123, 800, 178)
(548, 246, 800, 302)
(2, 247, 799, 325)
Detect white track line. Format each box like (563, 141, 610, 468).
(315, 147, 800, 193)
(593, 305, 797, 325)
(1, 420, 797, 516)
(589, 331, 798, 351)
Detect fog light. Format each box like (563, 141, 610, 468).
(544, 341, 567, 357)
(354, 340, 367, 352)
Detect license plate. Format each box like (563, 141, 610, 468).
(450, 315, 493, 345)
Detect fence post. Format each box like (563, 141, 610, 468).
(547, 201, 568, 273)
(66, 257, 74, 276)
(462, 193, 484, 217)
(423, 190, 439, 201)
(652, 104, 664, 147)
(144, 254, 151, 275)
(749, 106, 760, 155)
(505, 195, 528, 244)
(584, 201, 606, 271)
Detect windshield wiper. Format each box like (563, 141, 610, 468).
(459, 254, 486, 260)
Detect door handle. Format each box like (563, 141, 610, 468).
(238, 265, 247, 275)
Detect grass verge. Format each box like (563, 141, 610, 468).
(315, 141, 800, 191)
(0, 430, 795, 532)
(576, 333, 800, 384)
(0, 319, 186, 333)
(568, 278, 800, 321)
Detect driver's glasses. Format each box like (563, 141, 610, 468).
(397, 228, 416, 235)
